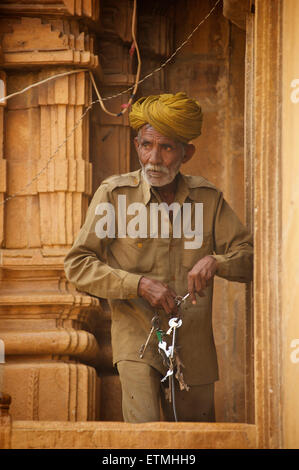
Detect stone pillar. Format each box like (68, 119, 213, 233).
(253, 0, 283, 448)
(0, 3, 103, 421)
(0, 71, 6, 249)
(281, 0, 299, 449)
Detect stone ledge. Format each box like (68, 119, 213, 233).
(11, 421, 257, 449)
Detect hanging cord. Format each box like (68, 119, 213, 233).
(170, 294, 190, 422)
(0, 0, 220, 106)
(0, 0, 220, 206)
(89, 0, 142, 117)
(171, 374, 178, 422)
(95, 0, 222, 104)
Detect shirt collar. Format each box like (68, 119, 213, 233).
(138, 169, 192, 206)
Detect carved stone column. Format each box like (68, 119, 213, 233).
(253, 0, 283, 448)
(0, 71, 6, 247)
(0, 3, 102, 421)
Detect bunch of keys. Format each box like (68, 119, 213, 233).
(139, 314, 161, 359)
(139, 292, 190, 359)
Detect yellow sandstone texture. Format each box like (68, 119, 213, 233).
(0, 0, 298, 450)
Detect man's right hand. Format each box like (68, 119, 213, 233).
(137, 277, 178, 316)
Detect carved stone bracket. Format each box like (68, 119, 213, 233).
(1, 17, 99, 68)
(0, 0, 100, 20)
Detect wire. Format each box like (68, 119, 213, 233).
(0, 0, 221, 106)
(171, 374, 178, 422)
(0, 101, 94, 204)
(0, 0, 221, 205)
(0, 69, 88, 104)
(98, 0, 222, 103)
(89, 0, 142, 117)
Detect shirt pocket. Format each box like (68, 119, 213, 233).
(109, 237, 155, 274)
(181, 232, 213, 271)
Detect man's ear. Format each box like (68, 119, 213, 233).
(182, 143, 195, 163)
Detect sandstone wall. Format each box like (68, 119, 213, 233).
(0, 0, 249, 424)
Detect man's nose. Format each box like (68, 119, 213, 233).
(148, 146, 162, 164)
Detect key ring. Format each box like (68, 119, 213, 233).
(167, 317, 182, 335)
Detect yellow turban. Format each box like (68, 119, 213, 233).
(129, 92, 203, 143)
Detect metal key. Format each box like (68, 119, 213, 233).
(161, 366, 173, 383)
(139, 315, 159, 358)
(175, 292, 190, 307)
(158, 340, 173, 358)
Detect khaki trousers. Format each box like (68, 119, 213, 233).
(117, 360, 215, 423)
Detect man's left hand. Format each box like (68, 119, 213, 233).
(187, 255, 218, 304)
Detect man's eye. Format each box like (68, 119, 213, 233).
(163, 145, 172, 151)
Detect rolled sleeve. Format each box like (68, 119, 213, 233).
(64, 184, 142, 300)
(212, 193, 253, 283)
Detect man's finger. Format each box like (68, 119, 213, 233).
(188, 275, 196, 305)
(195, 274, 206, 297)
(194, 274, 204, 292)
(165, 294, 178, 315)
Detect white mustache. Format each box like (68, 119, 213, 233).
(144, 164, 169, 175)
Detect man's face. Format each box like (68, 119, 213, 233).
(134, 125, 186, 187)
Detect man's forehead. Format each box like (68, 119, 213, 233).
(139, 125, 178, 144)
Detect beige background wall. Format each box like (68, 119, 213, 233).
(2, 0, 299, 450)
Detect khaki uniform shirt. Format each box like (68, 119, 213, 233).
(64, 169, 253, 385)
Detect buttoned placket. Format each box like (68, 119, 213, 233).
(140, 173, 192, 291)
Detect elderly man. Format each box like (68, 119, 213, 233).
(64, 92, 253, 423)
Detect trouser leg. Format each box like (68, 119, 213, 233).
(161, 379, 216, 422)
(116, 360, 162, 423)
(117, 360, 216, 423)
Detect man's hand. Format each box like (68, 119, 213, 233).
(188, 255, 218, 304)
(138, 277, 178, 316)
